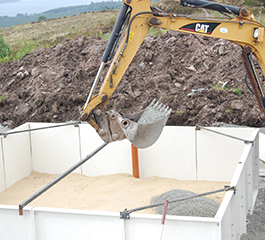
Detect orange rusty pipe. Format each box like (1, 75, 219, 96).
(131, 144, 139, 178)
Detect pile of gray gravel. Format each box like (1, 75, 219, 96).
(151, 189, 220, 218)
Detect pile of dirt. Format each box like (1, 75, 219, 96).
(0, 31, 265, 129)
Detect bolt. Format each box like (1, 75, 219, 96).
(241, 9, 249, 17)
(110, 113, 116, 120)
(98, 129, 105, 136)
(112, 133, 119, 140)
(101, 94, 108, 101)
(244, 45, 252, 54)
(122, 120, 130, 129)
(95, 109, 102, 117)
(80, 113, 88, 121)
(149, 18, 162, 26)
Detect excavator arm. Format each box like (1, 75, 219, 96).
(80, 0, 265, 148)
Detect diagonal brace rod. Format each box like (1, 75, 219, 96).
(19, 142, 108, 215)
(120, 186, 235, 219)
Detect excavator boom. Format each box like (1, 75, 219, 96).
(80, 0, 265, 148)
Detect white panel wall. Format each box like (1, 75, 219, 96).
(259, 133, 265, 176)
(0, 137, 5, 193)
(260, 133, 265, 161)
(81, 126, 196, 179)
(0, 123, 260, 240)
(215, 136, 259, 239)
(30, 123, 81, 174)
(1, 123, 32, 188)
(33, 208, 123, 240)
(0, 205, 33, 240)
(0, 123, 259, 192)
(0, 206, 222, 240)
(80, 124, 132, 176)
(125, 214, 220, 240)
(196, 128, 255, 181)
(139, 126, 196, 180)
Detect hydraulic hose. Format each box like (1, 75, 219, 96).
(180, 0, 241, 16)
(101, 3, 130, 63)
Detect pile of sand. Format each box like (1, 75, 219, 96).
(0, 171, 228, 215)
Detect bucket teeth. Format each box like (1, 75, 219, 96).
(137, 99, 171, 125)
(119, 99, 171, 148)
(153, 100, 171, 114)
(124, 99, 171, 148)
(149, 99, 156, 107)
(144, 99, 171, 115)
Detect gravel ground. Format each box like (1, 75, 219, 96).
(240, 178, 265, 240)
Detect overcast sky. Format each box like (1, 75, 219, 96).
(0, 0, 108, 16)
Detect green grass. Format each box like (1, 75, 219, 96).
(212, 82, 244, 96)
(0, 95, 7, 101)
(148, 27, 168, 36)
(0, 10, 119, 63)
(0, 38, 37, 63)
(212, 82, 227, 91)
(98, 31, 111, 40)
(0, 1, 264, 63)
(113, 99, 118, 108)
(231, 88, 244, 96)
(0, 33, 11, 59)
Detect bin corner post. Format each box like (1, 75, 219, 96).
(131, 144, 139, 178)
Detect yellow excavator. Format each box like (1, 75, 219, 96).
(80, 0, 265, 148)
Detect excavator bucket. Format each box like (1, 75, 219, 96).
(94, 100, 171, 148)
(122, 100, 171, 148)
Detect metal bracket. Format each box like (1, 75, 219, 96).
(120, 210, 130, 220)
(244, 140, 254, 145)
(195, 125, 201, 130)
(74, 122, 80, 127)
(172, 13, 177, 21)
(224, 185, 236, 194)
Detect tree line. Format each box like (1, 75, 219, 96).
(0, 1, 123, 28)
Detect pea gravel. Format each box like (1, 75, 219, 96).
(151, 189, 220, 218)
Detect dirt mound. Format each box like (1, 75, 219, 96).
(0, 31, 265, 129)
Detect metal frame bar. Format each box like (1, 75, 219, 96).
(0, 122, 81, 137)
(197, 125, 254, 144)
